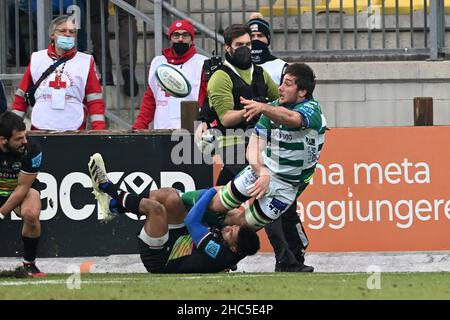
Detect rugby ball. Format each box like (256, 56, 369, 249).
(154, 64, 192, 98)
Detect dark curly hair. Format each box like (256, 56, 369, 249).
(0, 111, 26, 139)
(285, 63, 316, 100)
(236, 226, 260, 256)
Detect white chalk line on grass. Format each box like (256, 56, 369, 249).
(0, 272, 327, 287)
(0, 279, 124, 286)
(0, 271, 411, 287)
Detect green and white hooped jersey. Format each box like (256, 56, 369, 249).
(254, 99, 327, 184)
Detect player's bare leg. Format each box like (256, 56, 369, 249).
(15, 189, 46, 277)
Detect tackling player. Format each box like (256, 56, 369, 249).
(208, 63, 327, 231)
(88, 153, 259, 273)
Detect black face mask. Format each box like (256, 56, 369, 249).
(251, 40, 277, 64)
(225, 46, 252, 69)
(172, 42, 190, 56)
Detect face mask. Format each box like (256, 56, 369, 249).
(251, 40, 276, 64)
(172, 42, 190, 56)
(56, 36, 75, 51)
(226, 46, 252, 69)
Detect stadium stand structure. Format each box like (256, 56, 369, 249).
(261, 0, 450, 15)
(1, 0, 449, 128)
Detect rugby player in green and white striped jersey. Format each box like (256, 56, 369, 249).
(207, 63, 327, 230)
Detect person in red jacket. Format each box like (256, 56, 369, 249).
(12, 15, 106, 131)
(133, 20, 208, 130)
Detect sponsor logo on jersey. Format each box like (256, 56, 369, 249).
(11, 162, 22, 172)
(204, 240, 221, 259)
(32, 152, 42, 168)
(0, 172, 17, 179)
(268, 198, 288, 216)
(306, 137, 316, 146)
(273, 130, 293, 141)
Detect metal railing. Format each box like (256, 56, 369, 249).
(1, 0, 449, 73)
(105, 0, 223, 127)
(1, 0, 449, 129)
(151, 0, 448, 60)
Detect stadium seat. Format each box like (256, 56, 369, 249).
(260, 0, 450, 16)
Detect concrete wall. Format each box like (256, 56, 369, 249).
(4, 60, 450, 128)
(308, 60, 450, 127)
(123, 2, 450, 128)
(102, 60, 450, 128)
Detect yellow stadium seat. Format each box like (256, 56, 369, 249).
(108, 1, 116, 16)
(379, 0, 450, 14)
(325, 0, 381, 14)
(260, 0, 325, 16)
(259, 0, 450, 16)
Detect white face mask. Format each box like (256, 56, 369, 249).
(56, 36, 75, 51)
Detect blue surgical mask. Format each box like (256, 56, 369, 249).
(56, 36, 75, 51)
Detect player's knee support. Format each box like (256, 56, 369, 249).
(219, 181, 249, 210)
(245, 201, 273, 230)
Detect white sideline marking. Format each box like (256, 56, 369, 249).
(0, 279, 131, 286)
(0, 273, 294, 287)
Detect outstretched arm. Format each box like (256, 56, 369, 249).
(241, 97, 303, 128)
(184, 188, 218, 247)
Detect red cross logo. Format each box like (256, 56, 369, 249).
(49, 73, 67, 89)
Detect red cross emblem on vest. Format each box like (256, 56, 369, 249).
(49, 71, 66, 89)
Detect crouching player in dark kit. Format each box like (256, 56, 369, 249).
(0, 112, 46, 277)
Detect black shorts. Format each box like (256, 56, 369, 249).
(0, 178, 44, 206)
(138, 227, 189, 273)
(31, 179, 45, 192)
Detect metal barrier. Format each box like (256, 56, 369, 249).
(0, 0, 224, 129)
(0, 0, 448, 129)
(152, 0, 448, 60)
(1, 0, 449, 72)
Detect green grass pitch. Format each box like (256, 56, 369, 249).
(1, 272, 450, 299)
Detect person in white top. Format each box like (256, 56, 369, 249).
(13, 15, 106, 131)
(133, 20, 208, 130)
(247, 13, 288, 86)
(246, 13, 314, 273)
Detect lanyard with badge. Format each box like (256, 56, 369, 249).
(24, 56, 69, 107)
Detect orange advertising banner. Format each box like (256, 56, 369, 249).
(292, 126, 450, 252)
(217, 126, 450, 252)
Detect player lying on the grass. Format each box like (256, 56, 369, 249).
(88, 153, 259, 273)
